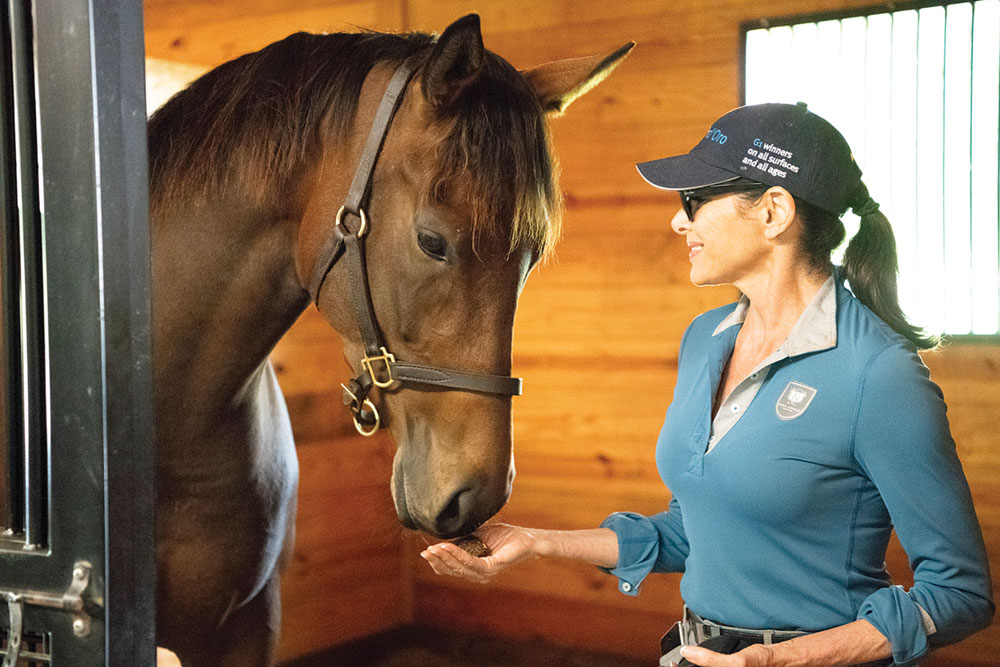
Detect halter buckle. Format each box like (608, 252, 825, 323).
(362, 346, 396, 388)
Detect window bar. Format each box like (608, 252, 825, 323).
(971, 0, 1000, 334)
(916, 6, 947, 333)
(891, 11, 920, 323)
(864, 13, 893, 224)
(0, 0, 24, 538)
(8, 0, 47, 549)
(944, 3, 974, 334)
(0, 0, 16, 535)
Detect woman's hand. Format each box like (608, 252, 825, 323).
(674, 619, 892, 667)
(672, 644, 772, 667)
(156, 647, 183, 666)
(420, 523, 541, 583)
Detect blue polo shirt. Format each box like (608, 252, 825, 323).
(601, 274, 994, 666)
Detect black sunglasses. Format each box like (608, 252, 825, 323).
(679, 179, 767, 220)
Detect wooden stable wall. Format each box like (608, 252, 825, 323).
(143, 1, 999, 665)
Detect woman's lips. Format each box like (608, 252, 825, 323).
(688, 242, 703, 260)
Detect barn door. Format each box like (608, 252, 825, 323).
(0, 0, 154, 665)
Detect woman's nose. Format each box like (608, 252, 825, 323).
(670, 207, 691, 234)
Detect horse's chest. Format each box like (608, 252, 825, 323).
(157, 364, 299, 627)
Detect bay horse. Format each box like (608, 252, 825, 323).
(148, 14, 631, 666)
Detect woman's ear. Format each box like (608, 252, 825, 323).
(761, 187, 797, 240)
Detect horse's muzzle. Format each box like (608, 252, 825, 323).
(391, 463, 504, 538)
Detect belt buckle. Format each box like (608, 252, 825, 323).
(361, 346, 396, 388)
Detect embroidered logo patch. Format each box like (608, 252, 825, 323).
(776, 381, 817, 420)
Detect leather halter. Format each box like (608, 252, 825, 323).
(307, 55, 523, 436)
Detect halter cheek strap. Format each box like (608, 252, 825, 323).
(307, 54, 523, 437)
(308, 55, 419, 301)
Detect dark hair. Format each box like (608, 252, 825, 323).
(736, 182, 938, 350)
(840, 182, 938, 349)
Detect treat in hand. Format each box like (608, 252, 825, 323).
(451, 535, 491, 557)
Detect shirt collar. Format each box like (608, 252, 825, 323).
(712, 273, 838, 357)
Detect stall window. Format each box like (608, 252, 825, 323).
(743, 1, 1000, 337)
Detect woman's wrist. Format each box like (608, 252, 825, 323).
(528, 528, 559, 559)
(527, 527, 619, 568)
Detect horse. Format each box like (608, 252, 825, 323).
(147, 14, 631, 666)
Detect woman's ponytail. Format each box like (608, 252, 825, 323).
(842, 181, 938, 350)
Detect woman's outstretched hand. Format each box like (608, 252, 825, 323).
(420, 523, 541, 583)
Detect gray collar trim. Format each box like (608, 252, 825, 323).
(712, 273, 838, 357)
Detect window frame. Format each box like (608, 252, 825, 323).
(740, 0, 1000, 344)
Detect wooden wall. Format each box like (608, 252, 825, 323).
(143, 1, 999, 664)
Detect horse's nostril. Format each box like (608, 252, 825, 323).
(434, 486, 476, 538)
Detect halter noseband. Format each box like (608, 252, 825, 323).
(307, 55, 523, 436)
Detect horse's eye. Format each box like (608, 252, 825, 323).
(417, 230, 448, 261)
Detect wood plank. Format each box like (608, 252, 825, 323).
(145, 5, 382, 65)
(279, 561, 409, 662)
(413, 582, 677, 662)
(513, 202, 740, 362)
(279, 437, 407, 659)
(144, 0, 373, 32)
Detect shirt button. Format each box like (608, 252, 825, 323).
(621, 582, 633, 592)
(731, 404, 740, 413)
(750, 372, 759, 379)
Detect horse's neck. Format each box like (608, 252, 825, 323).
(152, 195, 308, 438)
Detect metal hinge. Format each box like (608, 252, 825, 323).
(1, 561, 92, 666)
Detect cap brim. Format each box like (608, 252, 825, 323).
(635, 154, 740, 191)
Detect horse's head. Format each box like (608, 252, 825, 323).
(297, 15, 631, 537)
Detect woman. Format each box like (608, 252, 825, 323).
(420, 103, 994, 667)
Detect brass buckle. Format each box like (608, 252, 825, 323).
(334, 205, 368, 238)
(361, 347, 396, 388)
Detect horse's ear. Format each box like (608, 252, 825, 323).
(522, 42, 635, 115)
(422, 14, 486, 109)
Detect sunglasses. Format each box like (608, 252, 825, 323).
(679, 179, 767, 220)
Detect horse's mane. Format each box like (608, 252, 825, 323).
(147, 30, 561, 257)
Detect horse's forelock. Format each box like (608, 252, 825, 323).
(427, 53, 562, 260)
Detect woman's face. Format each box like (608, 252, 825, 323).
(670, 192, 769, 287)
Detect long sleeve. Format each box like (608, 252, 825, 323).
(599, 495, 690, 596)
(852, 345, 994, 665)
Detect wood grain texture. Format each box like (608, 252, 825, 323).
(143, 1, 999, 663)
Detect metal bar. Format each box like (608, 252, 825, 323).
(0, 648, 49, 663)
(0, 561, 89, 612)
(0, 628, 50, 664)
(88, 0, 157, 661)
(1, 593, 22, 667)
(0, 0, 23, 537)
(8, 0, 47, 549)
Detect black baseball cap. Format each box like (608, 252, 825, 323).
(636, 102, 863, 216)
